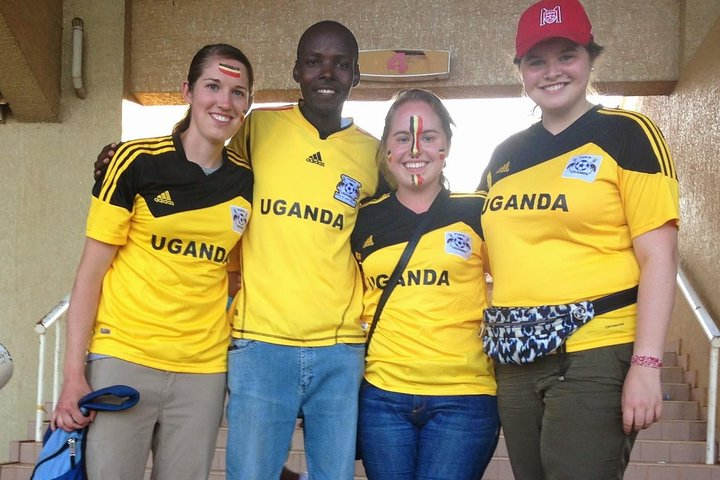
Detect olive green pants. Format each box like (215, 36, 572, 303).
(496, 343, 637, 480)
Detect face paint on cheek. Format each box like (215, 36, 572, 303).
(409, 115, 423, 157)
(218, 63, 243, 78)
(410, 174, 424, 186)
(438, 148, 446, 161)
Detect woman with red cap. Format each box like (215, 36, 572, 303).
(477, 0, 680, 478)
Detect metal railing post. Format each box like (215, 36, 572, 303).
(676, 267, 720, 465)
(707, 345, 719, 464)
(53, 322, 62, 407)
(33, 295, 70, 442)
(35, 334, 46, 442)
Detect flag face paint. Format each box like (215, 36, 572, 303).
(409, 115, 423, 157)
(219, 63, 243, 78)
(411, 174, 424, 186)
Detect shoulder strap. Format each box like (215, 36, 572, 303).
(365, 192, 445, 348)
(78, 384, 140, 414)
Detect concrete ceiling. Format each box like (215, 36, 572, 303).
(0, 0, 62, 123)
(4, 1, 719, 123)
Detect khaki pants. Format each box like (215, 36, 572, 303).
(85, 357, 226, 480)
(495, 343, 637, 480)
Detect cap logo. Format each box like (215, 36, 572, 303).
(540, 6, 562, 26)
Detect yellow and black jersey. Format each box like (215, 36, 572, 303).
(477, 105, 680, 352)
(227, 104, 380, 346)
(351, 189, 496, 396)
(87, 134, 253, 373)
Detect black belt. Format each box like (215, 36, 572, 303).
(592, 286, 639, 316)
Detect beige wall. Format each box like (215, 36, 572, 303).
(0, 0, 124, 462)
(638, 14, 720, 418)
(682, 0, 720, 66)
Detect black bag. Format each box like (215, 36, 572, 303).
(481, 286, 639, 365)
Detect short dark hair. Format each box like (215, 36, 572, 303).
(296, 20, 359, 61)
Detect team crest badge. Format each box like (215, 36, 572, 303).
(334, 174, 362, 208)
(562, 155, 602, 182)
(445, 232, 472, 259)
(230, 206, 250, 234)
(540, 6, 562, 25)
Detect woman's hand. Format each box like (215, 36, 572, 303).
(621, 363, 662, 433)
(51, 376, 96, 432)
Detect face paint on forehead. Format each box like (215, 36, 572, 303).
(218, 63, 243, 78)
(409, 115, 423, 157)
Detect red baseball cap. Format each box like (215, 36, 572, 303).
(515, 0, 594, 59)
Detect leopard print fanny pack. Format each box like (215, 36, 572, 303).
(481, 286, 639, 366)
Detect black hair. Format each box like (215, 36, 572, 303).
(296, 20, 359, 61)
(377, 88, 455, 190)
(173, 44, 254, 135)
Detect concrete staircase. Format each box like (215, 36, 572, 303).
(3, 344, 719, 480)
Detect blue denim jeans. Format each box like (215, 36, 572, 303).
(226, 339, 365, 480)
(358, 381, 500, 480)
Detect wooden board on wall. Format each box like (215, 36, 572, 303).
(358, 49, 450, 82)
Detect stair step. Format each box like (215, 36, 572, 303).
(631, 439, 713, 464)
(481, 456, 514, 480)
(639, 419, 708, 441)
(662, 400, 701, 420)
(624, 461, 720, 480)
(661, 366, 686, 383)
(663, 351, 679, 368)
(0, 462, 33, 480)
(662, 381, 691, 401)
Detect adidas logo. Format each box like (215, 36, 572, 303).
(306, 151, 325, 167)
(154, 190, 175, 206)
(362, 235, 374, 249)
(495, 162, 510, 174)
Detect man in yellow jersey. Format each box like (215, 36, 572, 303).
(224, 21, 380, 480)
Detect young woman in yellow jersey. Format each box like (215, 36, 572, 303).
(51, 44, 254, 480)
(352, 89, 499, 480)
(477, 1, 680, 478)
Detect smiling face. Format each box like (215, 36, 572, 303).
(519, 37, 593, 124)
(293, 22, 359, 123)
(182, 56, 251, 145)
(386, 100, 449, 195)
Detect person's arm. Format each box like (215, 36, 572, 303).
(51, 238, 118, 432)
(93, 142, 120, 181)
(227, 242, 242, 298)
(621, 221, 678, 434)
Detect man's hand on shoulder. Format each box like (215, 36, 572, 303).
(94, 142, 119, 181)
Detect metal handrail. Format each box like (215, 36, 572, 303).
(676, 267, 720, 464)
(32, 295, 70, 441)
